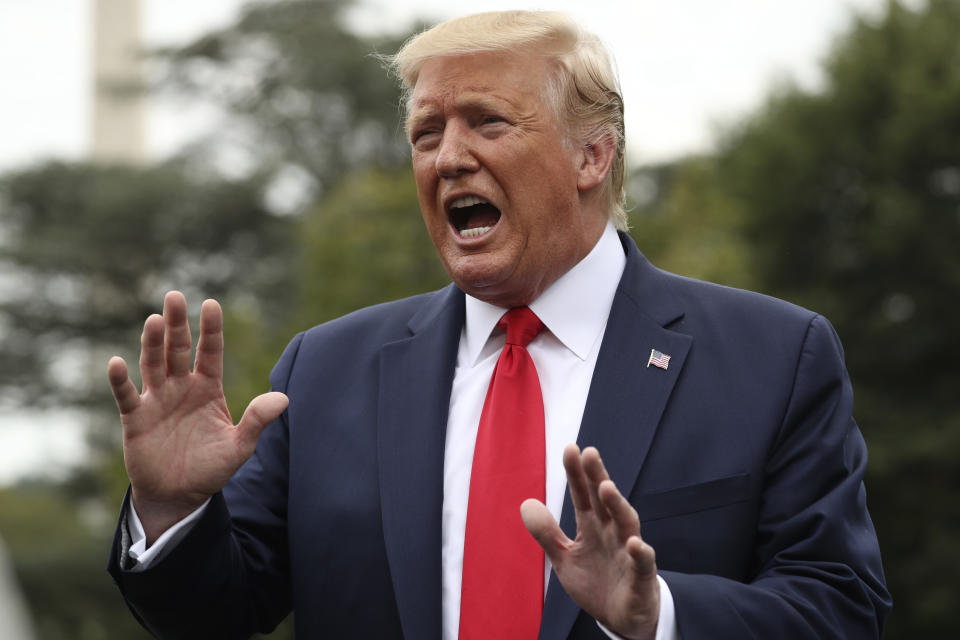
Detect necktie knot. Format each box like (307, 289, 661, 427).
(499, 307, 544, 348)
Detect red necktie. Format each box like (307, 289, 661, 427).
(459, 307, 546, 640)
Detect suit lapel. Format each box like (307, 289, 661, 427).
(540, 234, 693, 640)
(378, 285, 464, 640)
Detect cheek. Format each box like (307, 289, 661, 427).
(412, 152, 436, 185)
(511, 142, 577, 188)
(412, 169, 439, 217)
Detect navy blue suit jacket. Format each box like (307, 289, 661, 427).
(109, 233, 891, 638)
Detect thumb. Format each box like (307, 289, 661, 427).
(521, 498, 569, 561)
(236, 392, 289, 450)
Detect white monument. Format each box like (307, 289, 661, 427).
(91, 0, 146, 164)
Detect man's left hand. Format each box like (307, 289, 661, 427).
(521, 444, 660, 640)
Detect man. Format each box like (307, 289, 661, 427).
(107, 11, 891, 639)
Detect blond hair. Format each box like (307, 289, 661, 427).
(386, 11, 627, 230)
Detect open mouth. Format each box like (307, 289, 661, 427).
(448, 195, 501, 239)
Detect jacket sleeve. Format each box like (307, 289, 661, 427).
(661, 315, 891, 639)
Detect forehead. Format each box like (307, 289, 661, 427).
(408, 51, 552, 116)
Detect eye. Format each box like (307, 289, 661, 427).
(477, 115, 509, 138)
(411, 129, 441, 149)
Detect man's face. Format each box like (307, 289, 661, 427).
(407, 52, 607, 308)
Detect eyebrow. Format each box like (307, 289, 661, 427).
(406, 89, 520, 131)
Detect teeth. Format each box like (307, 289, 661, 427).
(450, 195, 490, 209)
(460, 226, 492, 238)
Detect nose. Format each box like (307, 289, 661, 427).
(435, 123, 480, 178)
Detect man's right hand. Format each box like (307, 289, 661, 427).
(107, 291, 288, 546)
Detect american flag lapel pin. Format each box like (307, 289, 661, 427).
(647, 348, 671, 370)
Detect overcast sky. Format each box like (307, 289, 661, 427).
(0, 0, 895, 173)
(0, 0, 895, 483)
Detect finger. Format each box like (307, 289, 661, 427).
(163, 291, 193, 377)
(139, 314, 165, 389)
(581, 446, 612, 521)
(598, 479, 641, 541)
(521, 498, 570, 561)
(194, 299, 223, 380)
(626, 535, 658, 580)
(107, 356, 141, 415)
(235, 392, 289, 454)
(562, 443, 593, 514)
(624, 536, 661, 623)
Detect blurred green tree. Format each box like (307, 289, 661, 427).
(0, 160, 294, 637)
(632, 1, 960, 636)
(0, 1, 419, 637)
(221, 166, 448, 430)
(151, 0, 411, 195)
(627, 157, 756, 291)
(0, 160, 291, 410)
(0, 483, 152, 639)
(0, 0, 413, 417)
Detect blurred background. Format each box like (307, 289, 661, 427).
(0, 0, 956, 637)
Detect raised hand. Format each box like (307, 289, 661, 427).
(107, 291, 288, 544)
(521, 444, 660, 640)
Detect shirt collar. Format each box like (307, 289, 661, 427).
(462, 222, 626, 365)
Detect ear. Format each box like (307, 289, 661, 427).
(576, 132, 616, 193)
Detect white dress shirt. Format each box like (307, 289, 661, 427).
(441, 223, 676, 640)
(127, 222, 677, 640)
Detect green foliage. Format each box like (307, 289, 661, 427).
(0, 1, 427, 635)
(220, 166, 449, 422)
(153, 0, 410, 188)
(626, 158, 757, 290)
(718, 0, 960, 403)
(0, 160, 294, 410)
(0, 485, 151, 639)
(638, 1, 960, 635)
(292, 166, 448, 324)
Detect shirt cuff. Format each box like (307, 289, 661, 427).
(596, 575, 679, 640)
(123, 497, 211, 572)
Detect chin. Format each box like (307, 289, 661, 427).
(457, 277, 539, 308)
(446, 256, 506, 289)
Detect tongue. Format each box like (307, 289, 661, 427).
(463, 203, 500, 230)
